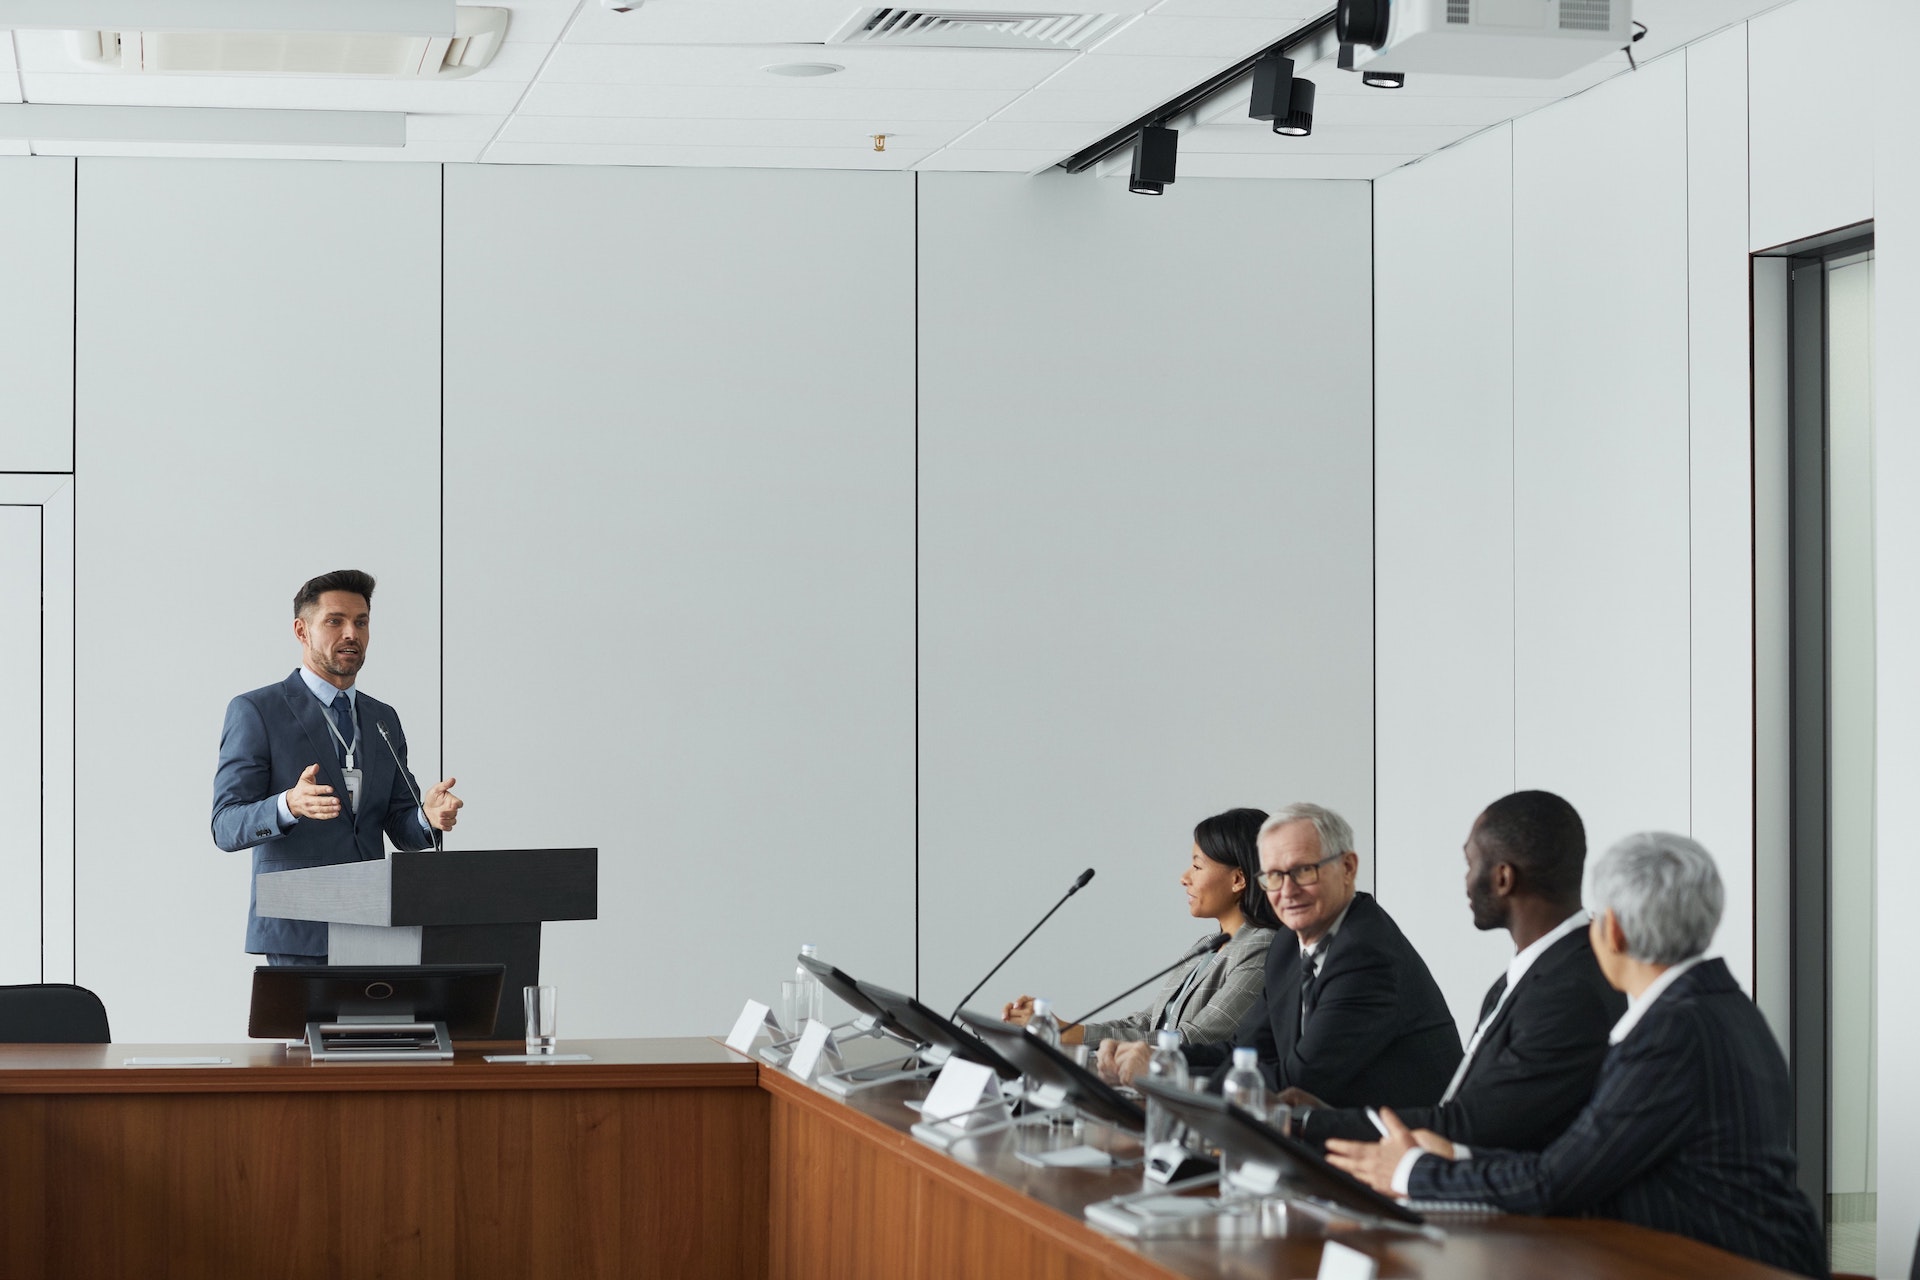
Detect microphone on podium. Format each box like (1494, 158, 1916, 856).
(376, 720, 442, 852)
(1068, 932, 1229, 1027)
(949, 868, 1095, 1020)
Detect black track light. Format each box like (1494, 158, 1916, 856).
(1336, 0, 1391, 50)
(1273, 77, 1315, 137)
(1362, 69, 1404, 88)
(1248, 52, 1295, 123)
(1130, 123, 1177, 195)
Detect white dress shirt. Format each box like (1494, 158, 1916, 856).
(276, 667, 431, 836)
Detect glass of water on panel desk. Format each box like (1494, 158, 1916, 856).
(524, 985, 559, 1055)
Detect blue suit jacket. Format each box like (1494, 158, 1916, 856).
(1409, 958, 1829, 1279)
(211, 670, 434, 954)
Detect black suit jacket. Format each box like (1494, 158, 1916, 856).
(1301, 925, 1626, 1150)
(1186, 892, 1461, 1108)
(1410, 959, 1828, 1279)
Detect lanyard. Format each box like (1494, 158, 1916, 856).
(320, 693, 361, 770)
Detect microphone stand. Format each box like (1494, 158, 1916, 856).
(376, 721, 442, 853)
(949, 870, 1095, 1020)
(1068, 935, 1228, 1027)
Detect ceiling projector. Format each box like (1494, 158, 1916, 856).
(1338, 0, 1633, 79)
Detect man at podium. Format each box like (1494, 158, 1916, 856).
(211, 569, 464, 966)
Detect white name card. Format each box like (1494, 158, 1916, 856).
(920, 1058, 1003, 1127)
(787, 1018, 837, 1080)
(1317, 1241, 1379, 1280)
(725, 999, 781, 1053)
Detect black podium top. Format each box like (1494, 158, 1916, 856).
(254, 848, 598, 928)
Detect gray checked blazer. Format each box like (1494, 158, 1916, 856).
(1080, 925, 1275, 1047)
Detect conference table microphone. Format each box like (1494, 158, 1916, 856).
(1068, 932, 1229, 1027)
(949, 868, 1095, 1020)
(376, 721, 442, 853)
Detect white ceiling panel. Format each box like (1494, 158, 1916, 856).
(483, 139, 934, 167)
(990, 87, 1175, 124)
(494, 0, 586, 45)
(563, 0, 885, 46)
(2, 32, 20, 103)
(408, 112, 507, 140)
(1139, 0, 1324, 19)
(1262, 92, 1553, 128)
(1030, 51, 1222, 94)
(20, 70, 529, 113)
(34, 138, 484, 161)
(539, 42, 1073, 91)
(498, 112, 972, 149)
(8, 27, 549, 83)
(911, 147, 1058, 172)
(944, 119, 1105, 151)
(516, 80, 1023, 120)
(1180, 121, 1475, 155)
(0, 138, 26, 153)
(1089, 15, 1308, 59)
(1166, 152, 1419, 179)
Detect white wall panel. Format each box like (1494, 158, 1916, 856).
(0, 506, 40, 983)
(442, 164, 916, 1037)
(1511, 57, 1693, 851)
(76, 159, 441, 1041)
(1749, 0, 1874, 250)
(0, 157, 74, 471)
(1872, 2, 1920, 1271)
(1687, 28, 1758, 995)
(917, 173, 1374, 1021)
(1372, 126, 1519, 1039)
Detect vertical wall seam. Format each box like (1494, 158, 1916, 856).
(439, 164, 447, 784)
(1510, 124, 1519, 794)
(1685, 51, 1696, 837)
(1369, 178, 1379, 895)
(38, 505, 46, 982)
(913, 171, 922, 1000)
(70, 157, 78, 983)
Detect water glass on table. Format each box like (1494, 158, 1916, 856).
(524, 985, 559, 1055)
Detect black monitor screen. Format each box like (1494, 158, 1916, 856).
(1133, 1078, 1425, 1225)
(798, 953, 889, 1023)
(851, 978, 1021, 1081)
(248, 965, 505, 1040)
(958, 1010, 1146, 1132)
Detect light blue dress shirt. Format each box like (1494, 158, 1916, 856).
(274, 667, 432, 838)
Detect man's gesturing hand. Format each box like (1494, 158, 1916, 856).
(285, 763, 340, 820)
(424, 777, 463, 832)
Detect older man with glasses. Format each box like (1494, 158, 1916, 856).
(1328, 832, 1828, 1280)
(1103, 803, 1460, 1109)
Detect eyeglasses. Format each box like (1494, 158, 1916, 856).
(1255, 853, 1344, 891)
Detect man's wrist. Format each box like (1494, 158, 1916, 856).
(276, 790, 299, 827)
(1391, 1148, 1426, 1197)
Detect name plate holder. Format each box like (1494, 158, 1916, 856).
(306, 1016, 454, 1062)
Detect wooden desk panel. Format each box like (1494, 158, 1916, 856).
(0, 1039, 766, 1280)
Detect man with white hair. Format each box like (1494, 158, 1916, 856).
(1327, 832, 1828, 1279)
(1104, 803, 1460, 1107)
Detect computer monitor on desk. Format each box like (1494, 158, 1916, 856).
(849, 979, 1022, 1081)
(958, 1010, 1145, 1131)
(248, 964, 505, 1062)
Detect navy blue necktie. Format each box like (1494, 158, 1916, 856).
(328, 693, 355, 762)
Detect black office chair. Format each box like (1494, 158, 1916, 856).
(0, 983, 112, 1043)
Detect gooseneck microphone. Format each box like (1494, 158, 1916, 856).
(949, 868, 1095, 1020)
(376, 720, 442, 852)
(1068, 932, 1229, 1027)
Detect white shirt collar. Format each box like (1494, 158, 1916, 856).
(1608, 954, 1708, 1044)
(1300, 897, 1355, 959)
(1506, 910, 1589, 995)
(298, 666, 355, 705)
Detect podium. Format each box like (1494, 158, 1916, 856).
(254, 848, 597, 1039)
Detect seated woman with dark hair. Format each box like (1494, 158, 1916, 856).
(1003, 807, 1278, 1048)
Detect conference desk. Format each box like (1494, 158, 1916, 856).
(0, 1037, 1806, 1280)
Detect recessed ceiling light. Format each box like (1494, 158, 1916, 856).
(764, 62, 843, 77)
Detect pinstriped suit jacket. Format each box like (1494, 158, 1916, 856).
(1408, 959, 1828, 1279)
(1080, 926, 1274, 1046)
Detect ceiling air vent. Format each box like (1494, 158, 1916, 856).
(828, 8, 1126, 50)
(67, 7, 509, 79)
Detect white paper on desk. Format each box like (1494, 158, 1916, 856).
(920, 1058, 1003, 1126)
(122, 1056, 232, 1067)
(1016, 1145, 1115, 1170)
(1317, 1241, 1379, 1280)
(787, 1019, 836, 1080)
(725, 1000, 778, 1053)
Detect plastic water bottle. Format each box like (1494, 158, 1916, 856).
(790, 943, 825, 1032)
(1144, 1029, 1191, 1149)
(1024, 998, 1062, 1105)
(1222, 1046, 1268, 1120)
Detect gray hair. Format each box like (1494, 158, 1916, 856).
(1258, 803, 1356, 860)
(1585, 832, 1724, 965)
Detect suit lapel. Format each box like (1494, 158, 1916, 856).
(1280, 945, 1304, 1053)
(279, 672, 350, 817)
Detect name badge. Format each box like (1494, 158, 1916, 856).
(342, 768, 363, 816)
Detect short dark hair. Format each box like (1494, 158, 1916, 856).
(1476, 790, 1586, 905)
(294, 569, 376, 618)
(1194, 807, 1280, 930)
